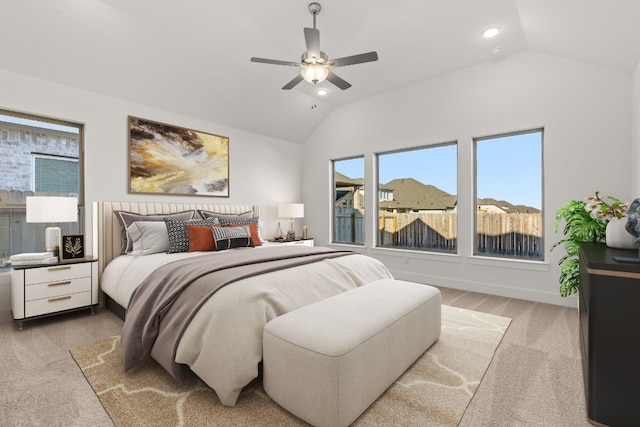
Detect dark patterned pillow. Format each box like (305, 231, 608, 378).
(219, 217, 262, 246)
(165, 217, 219, 253)
(212, 225, 254, 251)
(114, 210, 196, 254)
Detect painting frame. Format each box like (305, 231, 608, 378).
(128, 116, 230, 197)
(60, 234, 85, 262)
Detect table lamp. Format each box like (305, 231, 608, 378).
(278, 203, 304, 240)
(26, 196, 78, 257)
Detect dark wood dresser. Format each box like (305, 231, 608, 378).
(579, 242, 640, 426)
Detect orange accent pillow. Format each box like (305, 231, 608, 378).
(229, 222, 262, 246)
(186, 225, 216, 252)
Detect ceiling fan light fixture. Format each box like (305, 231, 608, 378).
(301, 63, 329, 84)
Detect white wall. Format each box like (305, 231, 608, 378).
(0, 69, 303, 322)
(303, 50, 633, 307)
(633, 61, 640, 195)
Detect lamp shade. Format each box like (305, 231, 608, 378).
(301, 64, 329, 84)
(278, 203, 304, 219)
(26, 196, 78, 223)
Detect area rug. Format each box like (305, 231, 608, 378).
(70, 305, 510, 426)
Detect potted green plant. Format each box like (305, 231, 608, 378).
(552, 192, 626, 297)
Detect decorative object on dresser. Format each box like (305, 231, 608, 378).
(128, 116, 230, 197)
(26, 196, 78, 258)
(552, 191, 628, 297)
(60, 234, 85, 262)
(11, 257, 98, 330)
(578, 242, 640, 426)
(277, 203, 304, 240)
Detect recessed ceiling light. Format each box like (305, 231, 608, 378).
(483, 27, 500, 38)
(316, 88, 328, 96)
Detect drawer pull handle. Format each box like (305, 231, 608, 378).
(48, 281, 72, 287)
(48, 266, 71, 272)
(48, 296, 72, 303)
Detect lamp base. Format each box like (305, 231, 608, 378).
(45, 226, 61, 258)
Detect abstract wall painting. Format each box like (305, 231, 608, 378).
(128, 116, 229, 197)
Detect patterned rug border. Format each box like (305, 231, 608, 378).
(70, 305, 511, 427)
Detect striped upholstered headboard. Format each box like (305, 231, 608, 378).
(92, 201, 259, 279)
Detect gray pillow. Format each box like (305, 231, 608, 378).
(126, 221, 170, 255)
(114, 210, 196, 254)
(197, 210, 253, 220)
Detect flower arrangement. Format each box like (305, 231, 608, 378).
(584, 191, 627, 220)
(552, 191, 626, 297)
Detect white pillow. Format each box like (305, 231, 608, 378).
(126, 221, 170, 255)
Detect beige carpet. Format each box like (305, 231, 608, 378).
(70, 305, 510, 426)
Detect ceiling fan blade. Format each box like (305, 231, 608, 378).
(330, 51, 379, 67)
(326, 71, 352, 90)
(304, 27, 321, 58)
(282, 74, 304, 90)
(251, 57, 300, 67)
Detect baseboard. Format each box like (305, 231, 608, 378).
(388, 268, 578, 308)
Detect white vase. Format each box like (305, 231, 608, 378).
(605, 217, 637, 249)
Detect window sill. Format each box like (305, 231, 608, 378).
(368, 246, 462, 264)
(468, 255, 550, 271)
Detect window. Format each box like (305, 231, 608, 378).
(474, 129, 543, 260)
(333, 157, 365, 244)
(0, 110, 84, 268)
(377, 143, 457, 253)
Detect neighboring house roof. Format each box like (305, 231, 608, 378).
(379, 178, 456, 211)
(338, 174, 540, 213)
(335, 172, 363, 187)
(477, 197, 541, 213)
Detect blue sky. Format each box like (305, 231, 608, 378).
(335, 131, 542, 209)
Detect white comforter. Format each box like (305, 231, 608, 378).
(101, 248, 393, 406)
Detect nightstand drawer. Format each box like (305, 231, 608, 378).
(24, 263, 91, 285)
(25, 291, 92, 318)
(25, 277, 91, 301)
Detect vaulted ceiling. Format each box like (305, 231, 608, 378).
(2, 1, 640, 144)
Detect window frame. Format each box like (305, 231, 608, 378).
(375, 141, 458, 253)
(0, 108, 85, 261)
(331, 156, 365, 246)
(473, 128, 544, 261)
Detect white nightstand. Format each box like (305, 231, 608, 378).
(11, 257, 99, 330)
(262, 239, 314, 248)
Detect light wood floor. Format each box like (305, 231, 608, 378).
(0, 288, 591, 426)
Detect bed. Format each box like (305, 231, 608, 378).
(92, 201, 393, 406)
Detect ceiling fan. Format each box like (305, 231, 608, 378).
(250, 2, 378, 90)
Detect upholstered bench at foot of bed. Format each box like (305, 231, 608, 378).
(262, 278, 441, 427)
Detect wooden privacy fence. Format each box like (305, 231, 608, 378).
(334, 207, 365, 244)
(379, 212, 457, 252)
(475, 212, 542, 258)
(379, 211, 542, 258)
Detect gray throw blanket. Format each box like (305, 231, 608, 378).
(121, 246, 353, 379)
